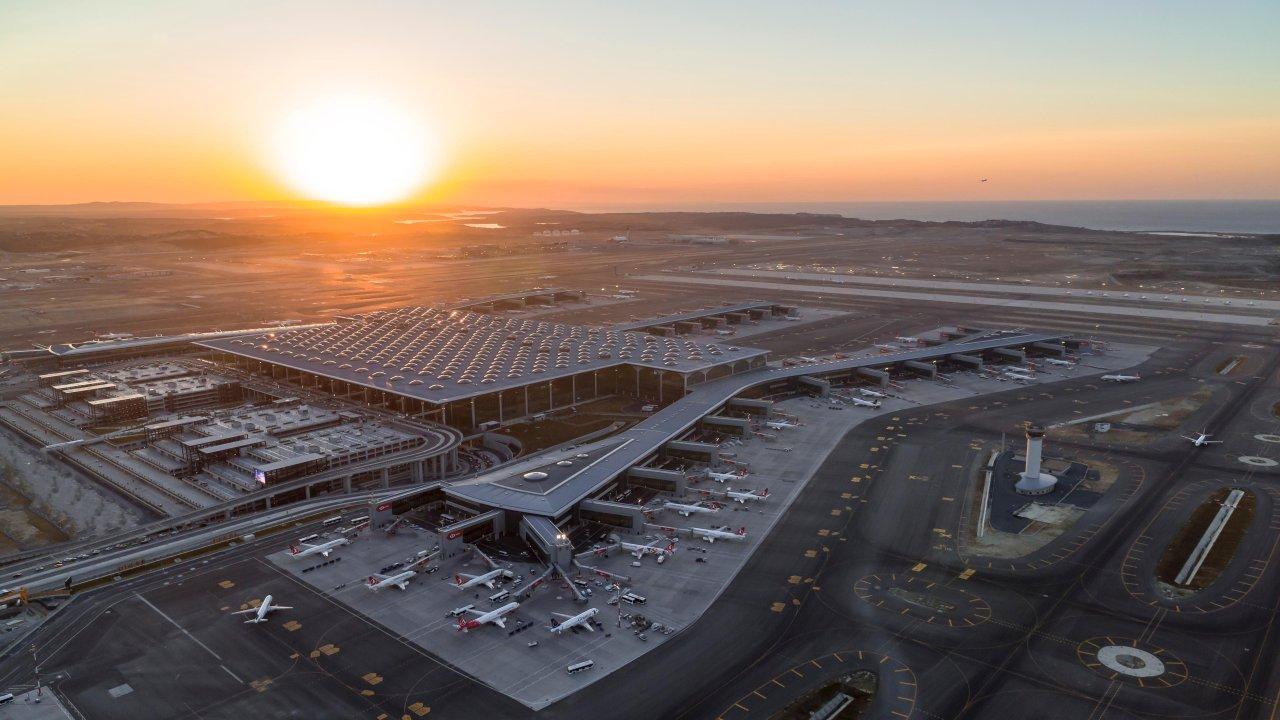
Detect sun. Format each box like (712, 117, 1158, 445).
(272, 95, 438, 206)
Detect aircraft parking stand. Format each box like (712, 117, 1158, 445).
(269, 342, 1154, 709)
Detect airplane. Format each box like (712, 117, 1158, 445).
(287, 537, 350, 559)
(847, 397, 881, 408)
(874, 343, 899, 352)
(784, 315, 801, 321)
(1183, 432, 1222, 447)
(1043, 357, 1076, 367)
(366, 570, 417, 591)
(797, 356, 819, 363)
(894, 336, 920, 344)
(231, 594, 292, 624)
(548, 607, 599, 635)
(764, 419, 799, 430)
(704, 468, 747, 483)
(664, 501, 719, 517)
(691, 526, 748, 543)
(726, 487, 770, 504)
(1101, 374, 1141, 382)
(452, 568, 512, 591)
(1004, 369, 1035, 380)
(618, 539, 676, 562)
(456, 602, 520, 632)
(858, 388, 888, 399)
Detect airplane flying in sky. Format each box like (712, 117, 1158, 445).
(665, 501, 719, 517)
(231, 594, 292, 624)
(367, 570, 417, 591)
(288, 537, 350, 559)
(764, 419, 799, 430)
(451, 568, 511, 590)
(726, 487, 770, 504)
(691, 526, 748, 543)
(457, 602, 520, 632)
(1183, 432, 1222, 447)
(704, 468, 747, 483)
(547, 607, 599, 634)
(1101, 374, 1141, 382)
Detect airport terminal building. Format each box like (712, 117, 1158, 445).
(197, 306, 771, 431)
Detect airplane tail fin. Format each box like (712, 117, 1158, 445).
(737, 527, 747, 535)
(288, 544, 299, 555)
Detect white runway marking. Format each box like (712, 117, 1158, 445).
(135, 593, 224, 662)
(220, 664, 243, 683)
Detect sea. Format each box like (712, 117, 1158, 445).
(576, 200, 1280, 235)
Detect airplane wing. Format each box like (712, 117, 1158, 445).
(230, 609, 259, 615)
(492, 617, 506, 629)
(462, 608, 487, 617)
(550, 612, 574, 621)
(394, 582, 409, 590)
(271, 605, 293, 610)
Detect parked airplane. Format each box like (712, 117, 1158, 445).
(618, 539, 676, 562)
(784, 315, 801, 321)
(231, 594, 292, 624)
(797, 356, 819, 363)
(858, 388, 888, 399)
(452, 568, 512, 590)
(1101, 374, 1141, 382)
(726, 487, 770, 504)
(548, 607, 600, 635)
(288, 537, 350, 559)
(1044, 358, 1076, 367)
(847, 397, 881, 408)
(664, 501, 719, 517)
(705, 468, 747, 483)
(691, 526, 748, 543)
(894, 336, 920, 344)
(367, 570, 417, 591)
(1183, 432, 1222, 447)
(457, 602, 520, 631)
(764, 419, 799, 430)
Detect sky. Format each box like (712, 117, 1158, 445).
(1, 0, 1277, 207)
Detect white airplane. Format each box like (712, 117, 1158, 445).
(764, 419, 799, 430)
(456, 602, 520, 632)
(691, 526, 748, 543)
(1044, 358, 1076, 367)
(1183, 432, 1222, 447)
(797, 356, 819, 363)
(1004, 369, 1035, 380)
(231, 594, 292, 624)
(548, 607, 599, 635)
(452, 568, 512, 591)
(726, 487, 770, 504)
(894, 336, 920, 344)
(858, 388, 887, 399)
(1101, 374, 1141, 382)
(705, 468, 747, 483)
(288, 537, 350, 559)
(664, 501, 719, 517)
(618, 539, 676, 562)
(366, 570, 417, 591)
(847, 397, 881, 408)
(784, 315, 801, 321)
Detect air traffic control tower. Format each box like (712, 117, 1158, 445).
(1015, 423, 1058, 495)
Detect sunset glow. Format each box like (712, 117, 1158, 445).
(271, 95, 437, 206)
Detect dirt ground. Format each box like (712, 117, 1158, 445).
(0, 428, 147, 549)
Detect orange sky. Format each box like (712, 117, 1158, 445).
(1, 2, 1277, 206)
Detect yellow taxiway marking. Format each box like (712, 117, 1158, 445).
(408, 702, 430, 716)
(218, 580, 235, 589)
(804, 549, 818, 558)
(282, 620, 302, 632)
(911, 562, 927, 572)
(958, 568, 976, 580)
(362, 672, 383, 685)
(771, 602, 786, 612)
(788, 575, 802, 584)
